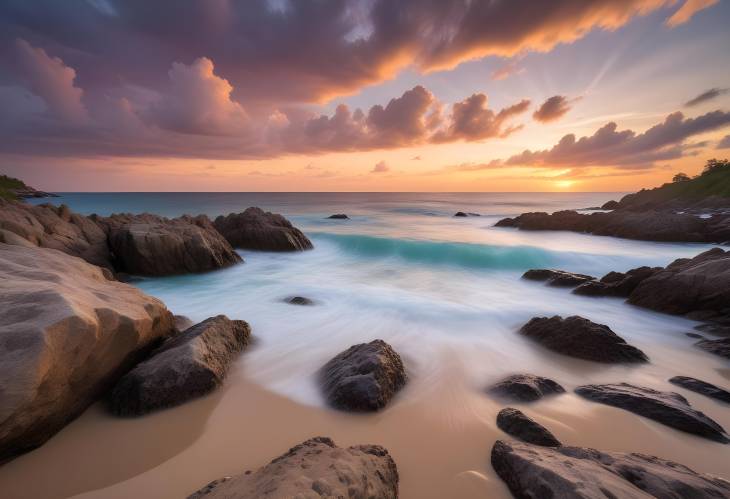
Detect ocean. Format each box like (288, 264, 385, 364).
(11, 192, 728, 499)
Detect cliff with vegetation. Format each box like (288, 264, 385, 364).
(0, 174, 55, 200)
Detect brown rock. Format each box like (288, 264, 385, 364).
(214, 207, 312, 251)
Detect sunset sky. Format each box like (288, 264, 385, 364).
(1, 0, 730, 192)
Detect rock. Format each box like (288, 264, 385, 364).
(327, 213, 349, 219)
(188, 437, 398, 499)
(574, 266, 661, 297)
(214, 207, 313, 251)
(109, 315, 250, 416)
(174, 315, 195, 331)
(522, 269, 594, 287)
(487, 374, 565, 402)
(575, 383, 729, 443)
(491, 439, 730, 499)
(454, 211, 467, 217)
(601, 200, 620, 210)
(0, 244, 175, 461)
(628, 248, 730, 316)
(0, 199, 112, 269)
(519, 315, 648, 363)
(695, 337, 730, 360)
(285, 296, 314, 306)
(686, 332, 704, 339)
(496, 408, 561, 447)
(99, 213, 242, 276)
(669, 376, 730, 403)
(321, 339, 406, 412)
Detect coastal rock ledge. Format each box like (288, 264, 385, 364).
(321, 339, 407, 412)
(188, 437, 399, 499)
(0, 243, 175, 461)
(110, 315, 251, 416)
(491, 439, 730, 499)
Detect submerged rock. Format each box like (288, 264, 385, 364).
(491, 439, 730, 499)
(321, 340, 406, 412)
(285, 296, 314, 306)
(519, 315, 648, 363)
(628, 248, 730, 316)
(487, 374, 565, 402)
(496, 408, 561, 447)
(669, 376, 730, 403)
(575, 383, 729, 443)
(214, 207, 313, 251)
(695, 337, 730, 360)
(109, 315, 251, 416)
(99, 213, 241, 276)
(522, 269, 594, 287)
(0, 244, 175, 461)
(188, 437, 399, 499)
(327, 213, 349, 219)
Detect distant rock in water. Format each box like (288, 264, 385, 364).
(321, 339, 406, 412)
(0, 244, 175, 461)
(491, 439, 730, 499)
(454, 211, 480, 217)
(327, 213, 349, 219)
(187, 437, 399, 499)
(519, 315, 648, 363)
(98, 213, 242, 276)
(487, 374, 565, 402)
(522, 269, 594, 287)
(575, 383, 729, 443)
(669, 376, 730, 403)
(285, 296, 314, 306)
(695, 337, 730, 360)
(496, 408, 561, 447)
(109, 315, 250, 416)
(214, 207, 313, 251)
(628, 248, 730, 317)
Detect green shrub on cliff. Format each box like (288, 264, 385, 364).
(0, 175, 28, 200)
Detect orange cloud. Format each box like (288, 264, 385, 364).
(533, 96, 574, 123)
(666, 0, 719, 27)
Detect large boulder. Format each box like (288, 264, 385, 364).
(574, 266, 660, 297)
(575, 383, 729, 443)
(188, 437, 398, 499)
(213, 207, 312, 251)
(491, 439, 730, 499)
(98, 213, 242, 276)
(321, 340, 407, 412)
(0, 199, 112, 269)
(628, 248, 730, 317)
(0, 244, 175, 461)
(522, 269, 594, 287)
(669, 376, 730, 403)
(109, 315, 250, 416)
(496, 408, 561, 447)
(519, 316, 648, 363)
(487, 374, 565, 402)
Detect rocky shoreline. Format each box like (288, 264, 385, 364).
(2, 187, 730, 497)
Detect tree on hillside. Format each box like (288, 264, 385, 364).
(672, 172, 690, 182)
(702, 158, 730, 175)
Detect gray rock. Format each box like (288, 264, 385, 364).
(669, 376, 730, 403)
(214, 207, 312, 251)
(575, 383, 729, 443)
(491, 439, 730, 499)
(0, 244, 175, 461)
(519, 315, 648, 363)
(321, 340, 406, 412)
(188, 437, 398, 499)
(496, 408, 561, 447)
(109, 315, 250, 416)
(522, 269, 594, 287)
(99, 213, 242, 276)
(285, 296, 314, 306)
(487, 374, 565, 403)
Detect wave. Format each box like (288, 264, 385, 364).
(311, 232, 559, 270)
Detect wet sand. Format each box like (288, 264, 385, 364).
(1, 342, 729, 499)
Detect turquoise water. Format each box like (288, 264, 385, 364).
(31, 192, 721, 407)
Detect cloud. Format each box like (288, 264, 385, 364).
(371, 160, 389, 173)
(718, 135, 730, 149)
(504, 110, 730, 168)
(148, 57, 248, 135)
(12, 38, 88, 123)
(432, 95, 530, 142)
(533, 95, 573, 123)
(666, 0, 719, 27)
(411, 155, 421, 160)
(491, 59, 524, 81)
(684, 88, 729, 107)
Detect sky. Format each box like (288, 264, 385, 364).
(1, 0, 730, 192)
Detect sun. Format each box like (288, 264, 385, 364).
(555, 180, 575, 189)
